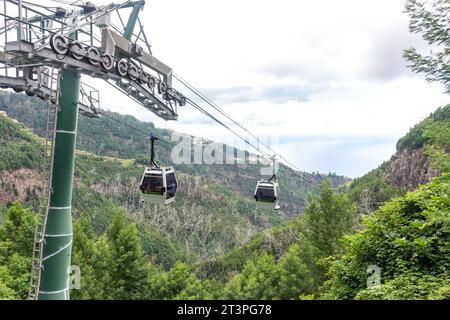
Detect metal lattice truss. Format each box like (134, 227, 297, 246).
(0, 0, 184, 120)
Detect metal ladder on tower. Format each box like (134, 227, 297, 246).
(28, 67, 61, 300)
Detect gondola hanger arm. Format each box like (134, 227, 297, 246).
(149, 134, 159, 168)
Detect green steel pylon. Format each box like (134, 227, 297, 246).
(37, 69, 80, 300)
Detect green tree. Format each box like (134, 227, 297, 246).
(0, 281, 15, 300)
(107, 211, 148, 299)
(276, 244, 314, 299)
(91, 235, 114, 299)
(423, 120, 450, 172)
(404, 0, 450, 92)
(70, 214, 105, 299)
(0, 202, 35, 299)
(0, 266, 16, 299)
(0, 201, 35, 258)
(323, 174, 450, 300)
(147, 262, 201, 299)
(223, 252, 279, 299)
(354, 272, 450, 300)
(303, 180, 355, 259)
(176, 278, 222, 300)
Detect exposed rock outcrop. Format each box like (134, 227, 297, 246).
(385, 148, 440, 190)
(0, 168, 42, 204)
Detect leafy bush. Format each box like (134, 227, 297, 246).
(0, 116, 42, 170)
(354, 273, 450, 300)
(323, 174, 450, 300)
(0, 202, 35, 299)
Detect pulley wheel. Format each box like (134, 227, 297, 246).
(101, 54, 114, 71)
(158, 81, 167, 94)
(128, 64, 139, 81)
(69, 41, 84, 60)
(116, 59, 128, 77)
(166, 87, 174, 98)
(148, 76, 156, 89)
(179, 96, 187, 107)
(50, 33, 69, 55)
(87, 47, 101, 66)
(139, 71, 150, 85)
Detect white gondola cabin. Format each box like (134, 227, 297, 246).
(253, 155, 280, 210)
(139, 166, 178, 205)
(139, 135, 178, 205)
(254, 180, 280, 210)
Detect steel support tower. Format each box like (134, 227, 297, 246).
(0, 0, 185, 299)
(38, 68, 80, 300)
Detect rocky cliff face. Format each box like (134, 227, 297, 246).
(385, 148, 440, 190)
(0, 168, 42, 204)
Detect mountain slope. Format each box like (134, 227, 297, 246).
(323, 173, 450, 300)
(0, 113, 279, 264)
(196, 105, 450, 285)
(0, 96, 349, 267)
(0, 95, 448, 300)
(348, 105, 449, 214)
(0, 90, 349, 216)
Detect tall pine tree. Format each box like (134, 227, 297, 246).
(107, 210, 149, 299)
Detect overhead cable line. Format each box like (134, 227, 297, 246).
(98, 103, 281, 174)
(49, 0, 82, 6)
(174, 73, 303, 172)
(186, 98, 272, 159)
(97, 110, 169, 144)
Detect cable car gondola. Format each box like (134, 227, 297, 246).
(253, 156, 280, 210)
(139, 135, 178, 205)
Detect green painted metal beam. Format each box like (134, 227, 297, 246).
(123, 1, 145, 40)
(38, 69, 80, 300)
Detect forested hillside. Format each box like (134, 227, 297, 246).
(0, 92, 448, 300)
(0, 92, 346, 299)
(1, 0, 450, 303)
(324, 174, 450, 299)
(0, 113, 283, 266)
(192, 104, 450, 299)
(0, 90, 348, 216)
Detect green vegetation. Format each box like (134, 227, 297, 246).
(0, 115, 41, 171)
(0, 85, 448, 299)
(396, 106, 450, 152)
(1, 170, 448, 299)
(349, 105, 450, 215)
(423, 116, 450, 173)
(323, 174, 450, 300)
(0, 90, 349, 217)
(0, 202, 35, 299)
(348, 162, 404, 214)
(404, 0, 450, 93)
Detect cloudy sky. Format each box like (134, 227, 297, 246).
(85, 0, 448, 177)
